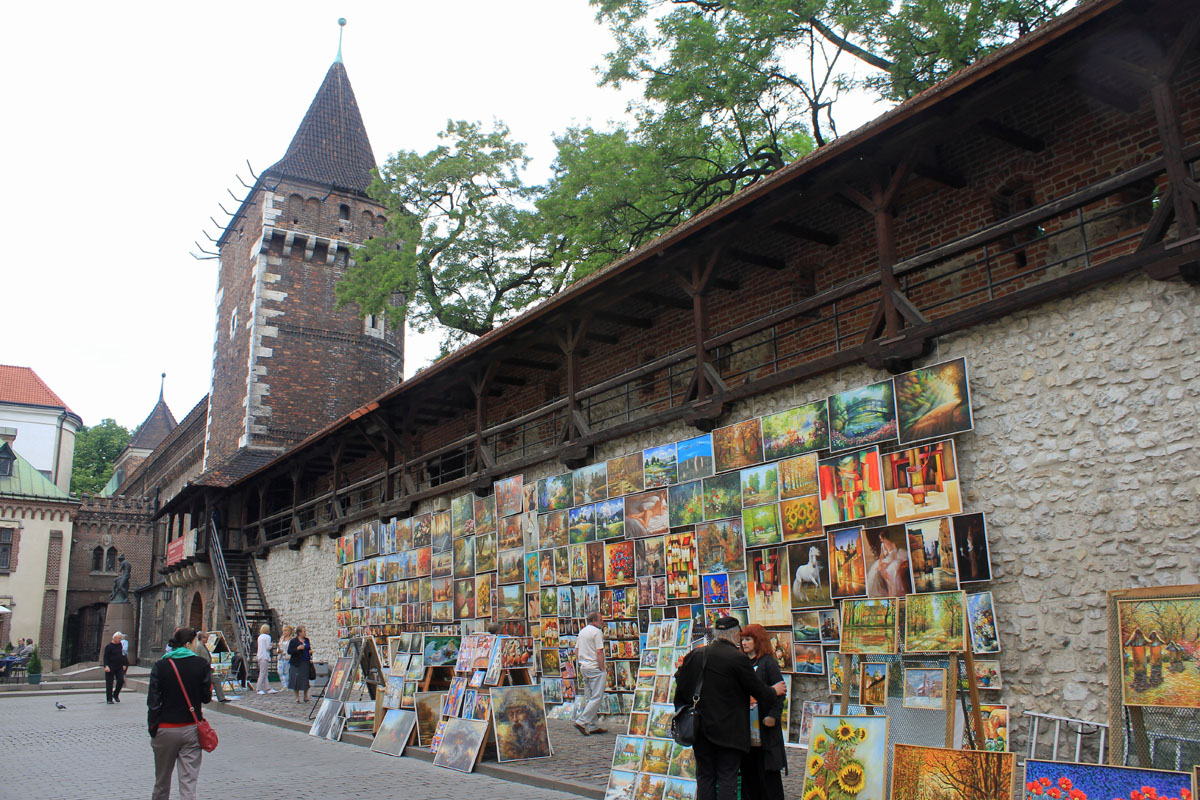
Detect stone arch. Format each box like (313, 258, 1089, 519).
(188, 592, 203, 629)
(286, 193, 304, 224)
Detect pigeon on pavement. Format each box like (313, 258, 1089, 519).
(55, 702, 67, 710)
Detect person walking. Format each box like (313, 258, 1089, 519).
(190, 631, 227, 703)
(286, 626, 312, 703)
(574, 611, 607, 736)
(147, 626, 212, 800)
(254, 624, 275, 694)
(739, 624, 788, 800)
(103, 632, 128, 703)
(673, 617, 775, 800)
(276, 624, 294, 689)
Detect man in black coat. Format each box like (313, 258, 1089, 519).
(674, 617, 776, 800)
(103, 632, 128, 703)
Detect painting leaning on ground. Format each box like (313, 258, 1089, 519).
(1022, 759, 1192, 800)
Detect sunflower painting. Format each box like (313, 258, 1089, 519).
(801, 715, 889, 800)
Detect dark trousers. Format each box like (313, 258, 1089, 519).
(105, 669, 125, 701)
(741, 747, 785, 800)
(693, 732, 742, 800)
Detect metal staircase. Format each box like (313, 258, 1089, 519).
(207, 517, 277, 671)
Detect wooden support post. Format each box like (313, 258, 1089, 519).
(960, 647, 986, 751)
(945, 652, 959, 748)
(843, 159, 914, 342)
(289, 466, 301, 539)
(839, 653, 852, 716)
(329, 442, 344, 521)
(256, 484, 267, 548)
(557, 317, 594, 468)
(467, 364, 499, 484)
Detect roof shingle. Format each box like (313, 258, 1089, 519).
(0, 365, 74, 414)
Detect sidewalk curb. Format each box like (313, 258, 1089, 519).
(124, 679, 602, 799)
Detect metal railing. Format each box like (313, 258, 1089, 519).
(1024, 710, 1109, 764)
(207, 514, 253, 665)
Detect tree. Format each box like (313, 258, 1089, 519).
(71, 419, 131, 495)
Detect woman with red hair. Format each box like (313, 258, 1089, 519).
(739, 624, 788, 800)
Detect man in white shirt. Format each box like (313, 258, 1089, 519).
(574, 611, 607, 736)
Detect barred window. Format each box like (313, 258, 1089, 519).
(0, 529, 12, 571)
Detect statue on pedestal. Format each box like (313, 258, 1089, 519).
(110, 555, 132, 604)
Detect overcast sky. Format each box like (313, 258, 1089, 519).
(6, 1, 889, 431)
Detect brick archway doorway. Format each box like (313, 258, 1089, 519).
(188, 592, 203, 630)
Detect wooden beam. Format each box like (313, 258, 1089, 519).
(503, 357, 557, 371)
(769, 221, 839, 247)
(584, 331, 619, 345)
(637, 291, 691, 310)
(728, 247, 786, 270)
(493, 375, 528, 386)
(1071, 74, 1140, 113)
(975, 118, 1045, 153)
(595, 310, 653, 329)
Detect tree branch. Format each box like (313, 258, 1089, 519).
(809, 16, 893, 72)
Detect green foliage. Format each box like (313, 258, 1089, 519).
(26, 646, 42, 675)
(70, 419, 132, 495)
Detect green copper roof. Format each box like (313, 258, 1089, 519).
(0, 441, 73, 502)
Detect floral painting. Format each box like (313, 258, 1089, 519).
(967, 591, 1001, 654)
(668, 480, 704, 528)
(801, 715, 889, 800)
(605, 541, 636, 587)
(828, 380, 897, 452)
(780, 495, 823, 542)
(1022, 760, 1192, 800)
(763, 399, 830, 460)
(894, 357, 973, 445)
(891, 743, 1014, 800)
(702, 472, 742, 520)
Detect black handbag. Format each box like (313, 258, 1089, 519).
(308, 661, 317, 681)
(671, 644, 709, 747)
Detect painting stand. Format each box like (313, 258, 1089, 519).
(958, 647, 986, 751)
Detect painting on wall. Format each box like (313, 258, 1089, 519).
(907, 517, 959, 593)
(905, 591, 967, 653)
(780, 495, 822, 542)
(702, 472, 742, 520)
(952, 512, 991, 583)
(494, 475, 524, 519)
(826, 652, 860, 698)
(1021, 760, 1192, 800)
(474, 495, 497, 536)
(677, 433, 715, 483)
(665, 530, 700, 601)
(568, 504, 596, 544)
(607, 453, 644, 497)
(859, 662, 889, 707)
(788, 539, 831, 610)
(894, 357, 973, 445)
(595, 498, 625, 540)
(713, 418, 764, 473)
(966, 591, 1001, 654)
(762, 399, 829, 461)
(828, 526, 867, 599)
(891, 744, 1014, 800)
(605, 541, 636, 587)
(881, 439, 963, 524)
(903, 668, 947, 710)
(537, 474, 573, 513)
(728, 571, 749, 608)
(432, 717, 489, 773)
(1116, 596, 1200, 709)
(862, 525, 912, 598)
(743, 503, 782, 548)
(828, 380, 897, 452)
(635, 535, 666, 576)
(840, 598, 898, 654)
(703, 572, 730, 606)
(801, 715, 890, 800)
(574, 463, 608, 506)
(371, 708, 418, 756)
(818, 447, 884, 526)
(669, 480, 705, 528)
(490, 685, 552, 762)
(644, 444, 678, 489)
(498, 547, 525, 585)
(793, 642, 824, 674)
(625, 490, 670, 538)
(779, 453, 820, 500)
(453, 536, 475, 579)
(498, 514, 524, 551)
(748, 546, 791, 626)
(697, 519, 745, 573)
(740, 463, 779, 509)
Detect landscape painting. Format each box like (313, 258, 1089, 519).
(903, 668, 947, 710)
(801, 715, 889, 800)
(894, 357, 973, 445)
(905, 591, 967, 653)
(828, 380, 897, 452)
(779, 495, 822, 541)
(568, 504, 596, 544)
(677, 434, 714, 482)
(668, 480, 704, 527)
(1116, 596, 1200, 708)
(595, 498, 625, 540)
(787, 539, 831, 610)
(793, 642, 824, 674)
(891, 744, 1014, 800)
(696, 519, 745, 573)
(818, 447, 885, 526)
(414, 691, 445, 745)
(778, 452, 820, 499)
(432, 717, 489, 773)
(494, 475, 524, 518)
(644, 444, 678, 489)
(743, 503, 782, 548)
(607, 453, 644, 496)
(881, 439, 963, 524)
(537, 474, 573, 513)
(740, 463, 779, 508)
(840, 598, 897, 654)
(702, 472, 742, 520)
(713, 418, 764, 473)
(573, 463, 608, 506)
(762, 399, 829, 460)
(907, 517, 959, 593)
(1022, 760, 1192, 800)
(371, 708, 417, 756)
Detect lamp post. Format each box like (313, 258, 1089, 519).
(1124, 628, 1149, 692)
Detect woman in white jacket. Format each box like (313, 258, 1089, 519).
(254, 625, 276, 694)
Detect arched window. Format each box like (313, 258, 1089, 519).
(339, 203, 351, 220)
(92, 546, 104, 572)
(105, 548, 118, 572)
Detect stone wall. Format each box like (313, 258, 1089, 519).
(257, 270, 1199, 737)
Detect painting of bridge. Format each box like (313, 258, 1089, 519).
(829, 380, 897, 452)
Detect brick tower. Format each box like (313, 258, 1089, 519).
(203, 56, 403, 473)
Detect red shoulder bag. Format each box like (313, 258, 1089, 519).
(167, 658, 219, 752)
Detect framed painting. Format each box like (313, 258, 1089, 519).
(828, 379, 897, 452)
(768, 629, 794, 672)
(1022, 760, 1191, 800)
(903, 667, 947, 710)
(414, 691, 445, 746)
(677, 433, 715, 482)
(587, 541, 606, 584)
(740, 463, 779, 508)
(605, 541, 636, 587)
(668, 480, 704, 528)
(801, 715, 890, 800)
(747, 546, 791, 626)
(788, 697, 832, 748)
(966, 591, 1001, 654)
(780, 495, 822, 542)
(952, 512, 991, 583)
(742, 503, 782, 548)
(595, 498, 625, 540)
(894, 357, 973, 445)
(625, 490, 670, 539)
(818, 446, 885, 526)
(452, 536, 475, 579)
(498, 514, 524, 551)
(497, 547, 525, 585)
(728, 570, 749, 608)
(474, 495, 497, 536)
(568, 503, 596, 544)
(539, 511, 568, 549)
(906, 517, 960, 593)
(840, 598, 898, 654)
(859, 662, 889, 707)
(573, 463, 608, 506)
(861, 524, 912, 598)
(524, 552, 540, 591)
(498, 584, 525, 620)
(712, 418, 764, 473)
(453, 578, 475, 620)
(793, 642, 824, 674)
(644, 444, 678, 489)
(635, 535, 666, 576)
(537, 474, 573, 513)
(554, 546, 570, 584)
(763, 399, 829, 460)
(696, 519, 745, 573)
(1116, 595, 1200, 708)
(606, 452, 644, 497)
(613, 735, 646, 771)
(905, 590, 967, 653)
(665, 530, 700, 601)
(343, 700, 376, 732)
(451, 494, 474, 538)
(819, 608, 841, 645)
(490, 685, 552, 762)
(957, 703, 1009, 751)
(422, 634, 461, 667)
(569, 543, 588, 582)
(881, 439, 963, 524)
(702, 472, 743, 520)
(432, 717, 489, 773)
(371, 708, 417, 756)
(792, 610, 821, 642)
(702, 572, 730, 605)
(494, 475, 524, 519)
(828, 526, 868, 599)
(891, 744, 1014, 800)
(787, 538, 831, 610)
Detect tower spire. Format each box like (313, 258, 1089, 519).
(335, 17, 346, 64)
(159, 372, 166, 402)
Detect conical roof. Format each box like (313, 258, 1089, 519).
(128, 392, 177, 451)
(264, 61, 376, 195)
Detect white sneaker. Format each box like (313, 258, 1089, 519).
(257, 691, 266, 695)
(268, 689, 278, 693)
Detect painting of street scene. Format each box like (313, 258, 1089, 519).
(907, 517, 959, 593)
